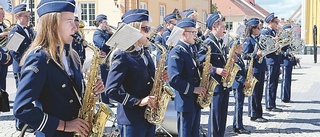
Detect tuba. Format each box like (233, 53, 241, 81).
(0, 19, 13, 48)
(144, 38, 174, 125)
(72, 35, 114, 137)
(195, 38, 219, 108)
(221, 40, 241, 88)
(243, 56, 258, 96)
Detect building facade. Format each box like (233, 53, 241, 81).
(3, 0, 210, 43)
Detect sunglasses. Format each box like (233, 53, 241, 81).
(141, 26, 151, 33)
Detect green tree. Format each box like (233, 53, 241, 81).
(211, 3, 218, 13)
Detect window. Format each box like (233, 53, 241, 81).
(226, 22, 233, 30)
(139, 2, 147, 10)
(80, 2, 96, 27)
(160, 5, 166, 24)
(22, 0, 35, 25)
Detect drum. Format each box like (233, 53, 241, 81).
(161, 100, 178, 135)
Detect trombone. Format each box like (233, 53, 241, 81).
(196, 20, 206, 25)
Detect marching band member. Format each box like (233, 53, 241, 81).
(167, 18, 207, 137)
(198, 12, 229, 137)
(13, 0, 105, 136)
(92, 14, 114, 107)
(229, 39, 251, 134)
(9, 4, 35, 87)
(71, 16, 86, 65)
(243, 18, 268, 122)
(9, 4, 35, 132)
(106, 9, 167, 137)
(153, 24, 165, 45)
(162, 13, 178, 49)
(280, 24, 295, 103)
(261, 13, 283, 112)
(0, 8, 12, 104)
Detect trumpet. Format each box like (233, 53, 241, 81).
(196, 21, 206, 25)
(0, 19, 13, 48)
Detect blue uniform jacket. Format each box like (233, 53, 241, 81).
(8, 25, 34, 73)
(242, 36, 267, 73)
(198, 33, 226, 92)
(154, 34, 163, 45)
(281, 45, 296, 66)
(13, 47, 83, 137)
(232, 54, 246, 89)
(106, 48, 155, 125)
(168, 41, 201, 112)
(260, 27, 282, 65)
(93, 29, 111, 54)
(161, 28, 171, 49)
(72, 32, 86, 64)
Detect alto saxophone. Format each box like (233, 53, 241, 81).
(72, 35, 114, 137)
(222, 41, 241, 88)
(144, 38, 174, 124)
(243, 56, 258, 97)
(195, 38, 219, 108)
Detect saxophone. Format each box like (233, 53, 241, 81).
(195, 38, 219, 108)
(221, 41, 241, 88)
(72, 35, 114, 137)
(144, 38, 174, 125)
(243, 56, 258, 97)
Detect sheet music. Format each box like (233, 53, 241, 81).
(106, 23, 142, 51)
(166, 26, 184, 47)
(6, 32, 25, 52)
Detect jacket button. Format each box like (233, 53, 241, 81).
(147, 82, 150, 85)
(62, 84, 66, 88)
(69, 100, 73, 103)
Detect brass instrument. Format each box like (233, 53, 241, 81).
(275, 30, 292, 54)
(258, 35, 280, 63)
(221, 40, 241, 88)
(243, 56, 258, 97)
(0, 19, 12, 48)
(78, 20, 85, 39)
(72, 35, 114, 137)
(196, 21, 206, 25)
(195, 38, 219, 108)
(144, 38, 174, 125)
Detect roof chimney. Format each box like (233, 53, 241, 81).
(247, 0, 255, 5)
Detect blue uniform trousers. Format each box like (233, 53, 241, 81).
(0, 65, 8, 90)
(177, 108, 201, 137)
(265, 64, 280, 109)
(281, 65, 293, 102)
(207, 91, 229, 137)
(100, 64, 111, 104)
(13, 72, 21, 88)
(233, 88, 245, 129)
(248, 72, 265, 118)
(118, 120, 155, 137)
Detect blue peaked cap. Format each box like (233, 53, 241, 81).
(177, 18, 196, 28)
(121, 9, 149, 24)
(156, 24, 164, 31)
(164, 13, 177, 22)
(246, 18, 259, 26)
(206, 12, 223, 30)
(229, 38, 241, 48)
(282, 24, 291, 30)
(265, 13, 277, 23)
(13, 4, 27, 14)
(95, 14, 107, 22)
(37, 0, 75, 17)
(186, 10, 196, 18)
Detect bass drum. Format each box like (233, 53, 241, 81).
(161, 99, 178, 135)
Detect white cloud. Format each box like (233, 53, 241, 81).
(255, 0, 301, 20)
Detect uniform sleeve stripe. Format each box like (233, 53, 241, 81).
(184, 83, 190, 95)
(122, 93, 130, 105)
(37, 113, 48, 131)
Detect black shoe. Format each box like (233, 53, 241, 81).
(107, 103, 116, 108)
(250, 117, 268, 122)
(282, 100, 291, 103)
(266, 108, 283, 112)
(234, 128, 251, 134)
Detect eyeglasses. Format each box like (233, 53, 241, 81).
(185, 30, 197, 35)
(141, 26, 151, 33)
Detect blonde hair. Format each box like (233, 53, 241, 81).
(21, 12, 68, 67)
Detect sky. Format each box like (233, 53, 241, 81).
(255, 0, 302, 20)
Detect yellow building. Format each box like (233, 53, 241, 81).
(302, 0, 320, 46)
(3, 0, 210, 43)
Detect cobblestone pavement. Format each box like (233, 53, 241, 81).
(1, 55, 320, 137)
